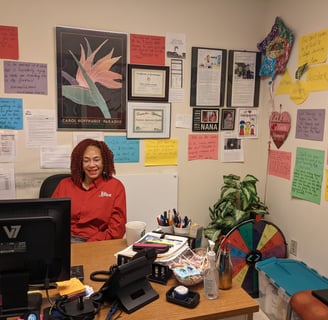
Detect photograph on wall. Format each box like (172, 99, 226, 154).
(227, 50, 261, 107)
(192, 108, 219, 132)
(56, 26, 127, 130)
(190, 47, 227, 107)
(220, 108, 236, 131)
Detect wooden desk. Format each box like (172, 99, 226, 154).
(70, 239, 258, 320)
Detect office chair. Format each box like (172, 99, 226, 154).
(39, 173, 71, 198)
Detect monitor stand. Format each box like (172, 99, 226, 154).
(117, 277, 159, 314)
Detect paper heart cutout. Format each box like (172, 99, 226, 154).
(269, 111, 291, 148)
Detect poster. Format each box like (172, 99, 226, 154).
(56, 26, 127, 130)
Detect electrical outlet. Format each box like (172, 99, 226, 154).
(290, 239, 298, 256)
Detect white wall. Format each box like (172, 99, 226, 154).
(2, 0, 327, 276)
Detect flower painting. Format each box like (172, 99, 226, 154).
(56, 27, 127, 130)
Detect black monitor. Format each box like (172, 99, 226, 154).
(0, 197, 71, 318)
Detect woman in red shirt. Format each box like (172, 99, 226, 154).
(52, 139, 127, 242)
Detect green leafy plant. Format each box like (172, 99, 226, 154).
(204, 174, 269, 243)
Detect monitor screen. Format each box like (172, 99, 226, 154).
(0, 197, 71, 313)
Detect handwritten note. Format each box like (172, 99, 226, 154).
(268, 149, 291, 180)
(0, 98, 23, 129)
(295, 109, 325, 141)
(298, 29, 328, 66)
(306, 64, 328, 92)
(4, 61, 47, 94)
(144, 139, 178, 166)
(188, 134, 218, 160)
(104, 136, 140, 163)
(130, 33, 165, 65)
(291, 147, 324, 204)
(0, 25, 18, 59)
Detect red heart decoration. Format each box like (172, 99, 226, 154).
(269, 111, 291, 149)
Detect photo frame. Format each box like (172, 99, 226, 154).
(190, 47, 227, 107)
(220, 108, 236, 131)
(127, 102, 171, 138)
(227, 50, 261, 107)
(128, 64, 169, 102)
(56, 26, 127, 131)
(192, 108, 220, 132)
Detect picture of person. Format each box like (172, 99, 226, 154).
(202, 110, 218, 123)
(221, 109, 235, 130)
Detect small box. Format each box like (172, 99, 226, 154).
(256, 257, 328, 320)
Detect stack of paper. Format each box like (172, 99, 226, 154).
(116, 232, 189, 264)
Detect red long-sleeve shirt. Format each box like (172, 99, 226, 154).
(52, 176, 126, 241)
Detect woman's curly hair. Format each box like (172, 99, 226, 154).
(70, 139, 115, 186)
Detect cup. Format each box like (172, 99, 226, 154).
(125, 221, 146, 246)
(174, 226, 190, 236)
(159, 225, 174, 234)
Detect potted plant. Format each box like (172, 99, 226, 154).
(204, 174, 269, 244)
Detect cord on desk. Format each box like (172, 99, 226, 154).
(105, 300, 121, 320)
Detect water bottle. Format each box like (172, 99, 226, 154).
(203, 240, 219, 299)
(217, 236, 233, 290)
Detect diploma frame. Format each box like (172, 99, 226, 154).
(190, 46, 227, 107)
(227, 50, 261, 107)
(128, 64, 169, 102)
(127, 102, 171, 138)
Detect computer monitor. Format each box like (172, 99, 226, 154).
(0, 197, 71, 317)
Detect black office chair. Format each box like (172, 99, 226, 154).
(39, 173, 71, 198)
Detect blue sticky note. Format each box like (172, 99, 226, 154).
(0, 97, 23, 129)
(104, 136, 140, 163)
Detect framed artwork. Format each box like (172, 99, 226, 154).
(56, 26, 127, 131)
(227, 50, 261, 107)
(128, 64, 169, 102)
(127, 102, 171, 138)
(220, 108, 236, 131)
(190, 47, 227, 107)
(192, 108, 219, 132)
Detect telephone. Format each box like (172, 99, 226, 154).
(91, 248, 159, 313)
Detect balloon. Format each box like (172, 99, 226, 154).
(257, 17, 294, 80)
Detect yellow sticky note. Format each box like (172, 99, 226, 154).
(290, 80, 309, 105)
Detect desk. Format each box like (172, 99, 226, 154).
(70, 239, 258, 320)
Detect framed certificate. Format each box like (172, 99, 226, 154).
(127, 102, 171, 138)
(128, 64, 169, 102)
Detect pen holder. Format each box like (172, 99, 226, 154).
(159, 225, 174, 234)
(174, 226, 190, 236)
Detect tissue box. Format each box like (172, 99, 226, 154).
(256, 257, 328, 320)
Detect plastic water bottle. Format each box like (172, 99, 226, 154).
(204, 240, 219, 299)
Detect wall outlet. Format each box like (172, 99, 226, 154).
(290, 239, 298, 256)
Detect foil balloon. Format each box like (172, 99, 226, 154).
(257, 17, 294, 80)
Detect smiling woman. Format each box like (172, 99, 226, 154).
(52, 138, 127, 242)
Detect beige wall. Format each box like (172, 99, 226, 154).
(1, 0, 327, 276)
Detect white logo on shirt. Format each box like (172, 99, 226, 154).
(99, 191, 112, 197)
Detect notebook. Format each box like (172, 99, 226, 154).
(312, 289, 328, 305)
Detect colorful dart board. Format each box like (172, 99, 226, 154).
(225, 219, 287, 297)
